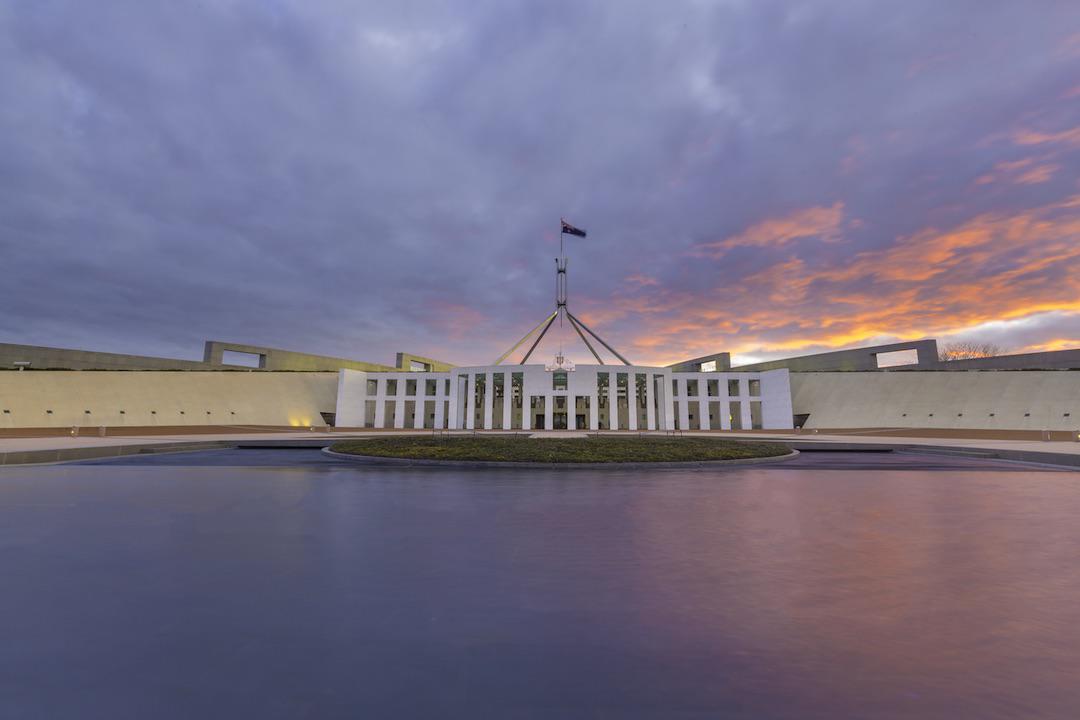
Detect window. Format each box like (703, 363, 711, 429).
(686, 379, 698, 397)
(597, 373, 610, 408)
(728, 379, 740, 396)
(552, 371, 568, 391)
(425, 379, 438, 396)
(367, 379, 378, 395)
(386, 379, 398, 396)
(749, 379, 761, 396)
(444, 379, 451, 395)
(672, 378, 678, 396)
(707, 379, 719, 397)
(405, 379, 417, 396)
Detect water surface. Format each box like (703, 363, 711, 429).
(2, 451, 1078, 718)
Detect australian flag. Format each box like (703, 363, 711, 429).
(560, 219, 587, 237)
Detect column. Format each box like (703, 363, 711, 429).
(544, 394, 553, 431)
(627, 372, 638, 431)
(699, 398, 710, 431)
(484, 371, 494, 430)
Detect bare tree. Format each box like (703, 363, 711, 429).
(938, 341, 1007, 361)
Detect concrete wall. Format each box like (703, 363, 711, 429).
(0, 343, 208, 371)
(202, 341, 399, 372)
(667, 352, 732, 372)
(932, 349, 1080, 371)
(0, 371, 338, 429)
(791, 371, 1080, 431)
(736, 339, 939, 372)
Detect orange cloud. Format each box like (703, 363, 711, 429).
(1012, 126, 1080, 148)
(594, 194, 1080, 366)
(695, 202, 845, 256)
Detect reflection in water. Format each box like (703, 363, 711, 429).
(1, 463, 1079, 719)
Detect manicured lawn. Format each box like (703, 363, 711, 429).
(329, 435, 790, 463)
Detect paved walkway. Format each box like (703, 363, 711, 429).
(2, 429, 1079, 467)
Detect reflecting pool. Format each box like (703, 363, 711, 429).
(2, 450, 1078, 718)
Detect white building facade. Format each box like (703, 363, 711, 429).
(335, 365, 793, 431)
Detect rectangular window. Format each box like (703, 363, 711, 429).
(686, 379, 699, 397)
(386, 379, 398, 396)
(707, 379, 719, 397)
(597, 373, 610, 429)
(444, 379, 451, 395)
(575, 395, 591, 430)
(673, 401, 681, 430)
(672, 378, 679, 396)
(727, 379, 740, 397)
(532, 396, 546, 430)
(363, 400, 376, 428)
(511, 372, 524, 429)
(405, 379, 417, 396)
(383, 400, 397, 427)
(616, 373, 629, 430)
(553, 371, 568, 391)
(473, 374, 487, 428)
(404, 400, 416, 428)
(367, 378, 378, 395)
(749, 379, 761, 396)
(750, 401, 763, 429)
(423, 400, 436, 429)
(493, 373, 505, 429)
(636, 373, 648, 429)
(729, 400, 742, 430)
(425, 379, 438, 396)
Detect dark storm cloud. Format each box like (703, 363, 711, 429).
(1, 0, 1078, 365)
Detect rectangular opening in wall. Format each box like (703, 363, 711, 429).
(700, 360, 717, 372)
(552, 371, 568, 391)
(423, 400, 435, 429)
(425, 379, 437, 396)
(383, 400, 396, 428)
(673, 401, 681, 430)
(409, 360, 430, 372)
(553, 395, 568, 430)
(221, 350, 262, 368)
(531, 396, 546, 430)
(406, 379, 417, 396)
(728, 379, 741, 397)
(404, 400, 416, 428)
(636, 373, 648, 429)
(617, 373, 629, 430)
(511, 373, 524, 430)
(443, 400, 450, 429)
(749, 379, 761, 396)
(750, 401, 763, 429)
(492, 373, 505, 429)
(366, 379, 378, 395)
(875, 349, 919, 368)
(364, 400, 376, 428)
(707, 379, 719, 397)
(473, 374, 486, 428)
(688, 400, 700, 430)
(686, 379, 699, 397)
(386, 379, 398, 396)
(575, 395, 590, 429)
(730, 400, 743, 430)
(709, 401, 724, 429)
(597, 373, 610, 430)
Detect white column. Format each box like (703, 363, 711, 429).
(394, 398, 406, 429)
(544, 394, 553, 430)
(741, 396, 752, 430)
(434, 390, 445, 429)
(627, 372, 638, 431)
(645, 374, 656, 431)
(484, 371, 494, 430)
(413, 395, 425, 429)
(375, 399, 386, 428)
(503, 375, 512, 431)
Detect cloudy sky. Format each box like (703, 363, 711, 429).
(2, 1, 1078, 367)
